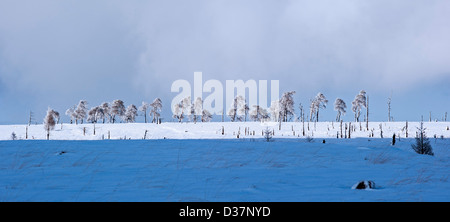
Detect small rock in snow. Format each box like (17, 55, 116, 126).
(352, 180, 375, 190)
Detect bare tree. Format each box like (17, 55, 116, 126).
(366, 95, 369, 130)
(28, 111, 35, 126)
(387, 96, 392, 122)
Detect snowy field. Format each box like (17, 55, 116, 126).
(0, 136, 449, 201)
(1, 121, 449, 140)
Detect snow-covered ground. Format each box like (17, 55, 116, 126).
(1, 121, 449, 140)
(0, 122, 448, 201)
(0, 138, 448, 201)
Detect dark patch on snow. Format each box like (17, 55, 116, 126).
(353, 180, 376, 190)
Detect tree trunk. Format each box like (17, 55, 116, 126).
(316, 110, 319, 122)
(279, 114, 282, 130)
(406, 121, 408, 138)
(366, 96, 369, 130)
(348, 122, 351, 138)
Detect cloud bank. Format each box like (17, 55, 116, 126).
(0, 0, 449, 122)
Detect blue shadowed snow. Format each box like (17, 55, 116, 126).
(0, 138, 448, 201)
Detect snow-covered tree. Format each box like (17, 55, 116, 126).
(111, 100, 125, 123)
(310, 93, 328, 122)
(269, 100, 281, 122)
(263, 127, 273, 142)
(351, 90, 367, 122)
(250, 105, 269, 122)
(87, 106, 105, 123)
(334, 98, 347, 122)
(44, 108, 57, 140)
(124, 104, 138, 123)
(182, 96, 191, 122)
(100, 102, 111, 123)
(201, 109, 213, 122)
(298, 103, 304, 122)
(95, 106, 105, 123)
(150, 98, 162, 123)
(87, 107, 99, 123)
(240, 103, 249, 122)
(65, 106, 76, 124)
(228, 95, 246, 122)
(173, 101, 184, 122)
(280, 91, 296, 122)
(52, 110, 60, 124)
(139, 102, 150, 123)
(190, 97, 203, 123)
(74, 100, 88, 124)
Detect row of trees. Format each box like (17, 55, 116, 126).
(44, 98, 162, 124)
(170, 90, 369, 125)
(62, 98, 163, 125)
(172, 96, 213, 123)
(44, 90, 370, 130)
(42, 98, 163, 139)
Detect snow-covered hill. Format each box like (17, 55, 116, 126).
(0, 138, 448, 201)
(1, 122, 448, 201)
(1, 121, 449, 140)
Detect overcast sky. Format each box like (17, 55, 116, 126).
(0, 0, 449, 124)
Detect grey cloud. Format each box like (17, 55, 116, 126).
(0, 0, 449, 123)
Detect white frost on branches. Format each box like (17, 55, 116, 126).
(309, 93, 328, 122)
(351, 90, 367, 122)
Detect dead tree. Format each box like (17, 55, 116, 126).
(387, 97, 392, 122)
(366, 96, 369, 130)
(406, 121, 408, 138)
